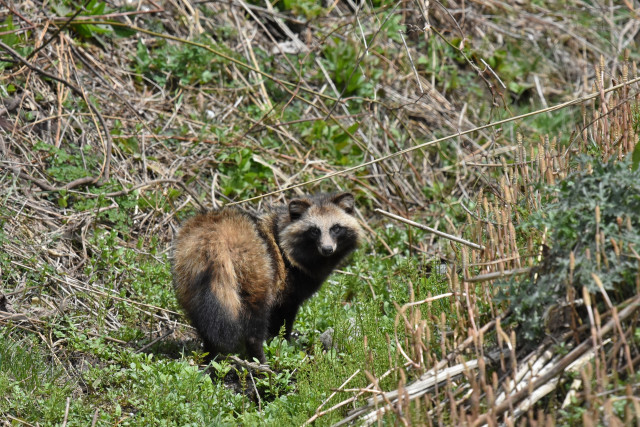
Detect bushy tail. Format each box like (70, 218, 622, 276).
(188, 268, 243, 356)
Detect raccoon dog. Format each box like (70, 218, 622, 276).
(171, 192, 363, 363)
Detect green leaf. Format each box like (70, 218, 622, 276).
(334, 132, 350, 145)
(0, 15, 17, 46)
(632, 141, 640, 171)
(118, 137, 139, 155)
(50, 2, 72, 16)
(112, 25, 136, 37)
(71, 23, 112, 38)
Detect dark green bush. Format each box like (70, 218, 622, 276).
(499, 156, 640, 340)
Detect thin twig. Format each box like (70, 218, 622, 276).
(135, 329, 175, 354)
(61, 396, 71, 427)
(464, 267, 531, 283)
(375, 208, 485, 250)
(227, 355, 275, 375)
(400, 31, 423, 93)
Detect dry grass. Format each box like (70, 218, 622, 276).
(1, 0, 640, 424)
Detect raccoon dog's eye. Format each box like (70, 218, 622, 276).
(308, 227, 321, 238)
(330, 225, 344, 236)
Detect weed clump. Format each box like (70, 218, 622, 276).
(500, 156, 640, 341)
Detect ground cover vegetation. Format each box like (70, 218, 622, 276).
(1, 0, 639, 425)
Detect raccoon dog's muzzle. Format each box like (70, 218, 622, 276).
(318, 236, 336, 257)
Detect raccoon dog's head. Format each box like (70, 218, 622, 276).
(279, 192, 363, 270)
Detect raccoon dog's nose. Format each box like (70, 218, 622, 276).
(320, 246, 334, 256)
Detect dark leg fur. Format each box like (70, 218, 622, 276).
(268, 303, 300, 340)
(244, 313, 268, 364)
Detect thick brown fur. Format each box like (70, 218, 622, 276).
(171, 192, 363, 363)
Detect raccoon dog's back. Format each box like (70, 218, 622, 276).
(172, 192, 362, 363)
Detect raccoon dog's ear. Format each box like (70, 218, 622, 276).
(331, 192, 355, 214)
(289, 198, 312, 220)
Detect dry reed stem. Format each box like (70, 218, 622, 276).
(472, 295, 640, 426)
(375, 208, 485, 250)
(343, 314, 505, 424)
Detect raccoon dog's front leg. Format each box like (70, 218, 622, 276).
(245, 311, 269, 364)
(267, 303, 300, 340)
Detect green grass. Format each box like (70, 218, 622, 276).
(0, 333, 76, 424)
